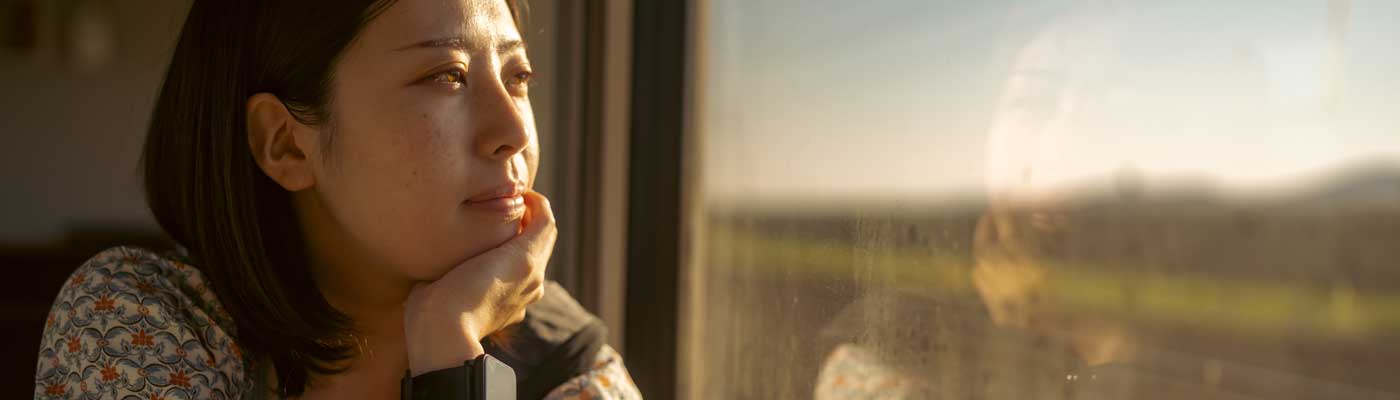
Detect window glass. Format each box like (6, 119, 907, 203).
(686, 1, 1400, 398)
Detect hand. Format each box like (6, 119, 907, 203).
(402, 191, 556, 375)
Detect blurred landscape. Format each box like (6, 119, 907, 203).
(690, 161, 1400, 399)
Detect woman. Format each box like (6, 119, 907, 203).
(33, 0, 641, 398)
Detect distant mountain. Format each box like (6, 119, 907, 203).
(1064, 159, 1400, 211)
(1288, 161, 1400, 208)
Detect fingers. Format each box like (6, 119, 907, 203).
(499, 191, 557, 257)
(520, 191, 555, 238)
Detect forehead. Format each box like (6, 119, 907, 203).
(359, 0, 518, 52)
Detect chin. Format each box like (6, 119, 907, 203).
(412, 217, 522, 280)
(454, 220, 521, 259)
(480, 220, 521, 250)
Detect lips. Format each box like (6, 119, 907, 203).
(466, 183, 525, 203)
(464, 183, 527, 218)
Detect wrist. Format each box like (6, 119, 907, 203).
(406, 316, 486, 376)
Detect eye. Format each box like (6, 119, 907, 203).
(508, 70, 534, 88)
(428, 69, 466, 87)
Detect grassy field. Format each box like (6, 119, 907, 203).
(709, 227, 1400, 339)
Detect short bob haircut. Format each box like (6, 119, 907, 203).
(142, 0, 522, 395)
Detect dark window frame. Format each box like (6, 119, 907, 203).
(539, 0, 691, 396)
(622, 0, 691, 398)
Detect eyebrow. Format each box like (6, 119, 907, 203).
(394, 37, 526, 54)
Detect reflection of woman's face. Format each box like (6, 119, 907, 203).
(305, 0, 537, 281)
(975, 23, 1086, 329)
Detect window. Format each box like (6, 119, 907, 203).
(678, 1, 1400, 398)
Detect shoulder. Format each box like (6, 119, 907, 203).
(34, 246, 251, 399)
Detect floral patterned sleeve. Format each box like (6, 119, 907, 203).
(542, 345, 643, 400)
(34, 247, 250, 400)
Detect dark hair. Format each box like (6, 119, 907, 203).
(142, 0, 522, 395)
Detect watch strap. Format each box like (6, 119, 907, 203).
(401, 353, 516, 400)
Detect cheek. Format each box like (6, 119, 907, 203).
(376, 120, 470, 261)
(344, 115, 456, 199)
(350, 115, 535, 279)
(318, 114, 472, 271)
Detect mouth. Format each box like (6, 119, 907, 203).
(464, 183, 527, 220)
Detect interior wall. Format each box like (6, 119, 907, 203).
(0, 0, 190, 244)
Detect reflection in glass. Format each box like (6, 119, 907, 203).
(687, 1, 1400, 399)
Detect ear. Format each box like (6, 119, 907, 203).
(247, 93, 318, 191)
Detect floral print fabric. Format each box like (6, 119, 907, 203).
(34, 247, 642, 399)
(543, 345, 643, 400)
(35, 247, 252, 399)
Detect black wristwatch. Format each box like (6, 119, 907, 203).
(401, 354, 516, 400)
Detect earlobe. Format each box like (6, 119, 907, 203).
(246, 93, 316, 191)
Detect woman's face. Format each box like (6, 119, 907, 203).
(306, 0, 536, 281)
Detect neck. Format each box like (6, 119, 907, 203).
(293, 189, 417, 323)
(290, 191, 414, 397)
(310, 250, 414, 333)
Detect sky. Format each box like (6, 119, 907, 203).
(696, 0, 1400, 206)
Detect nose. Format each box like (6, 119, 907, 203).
(470, 67, 531, 161)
